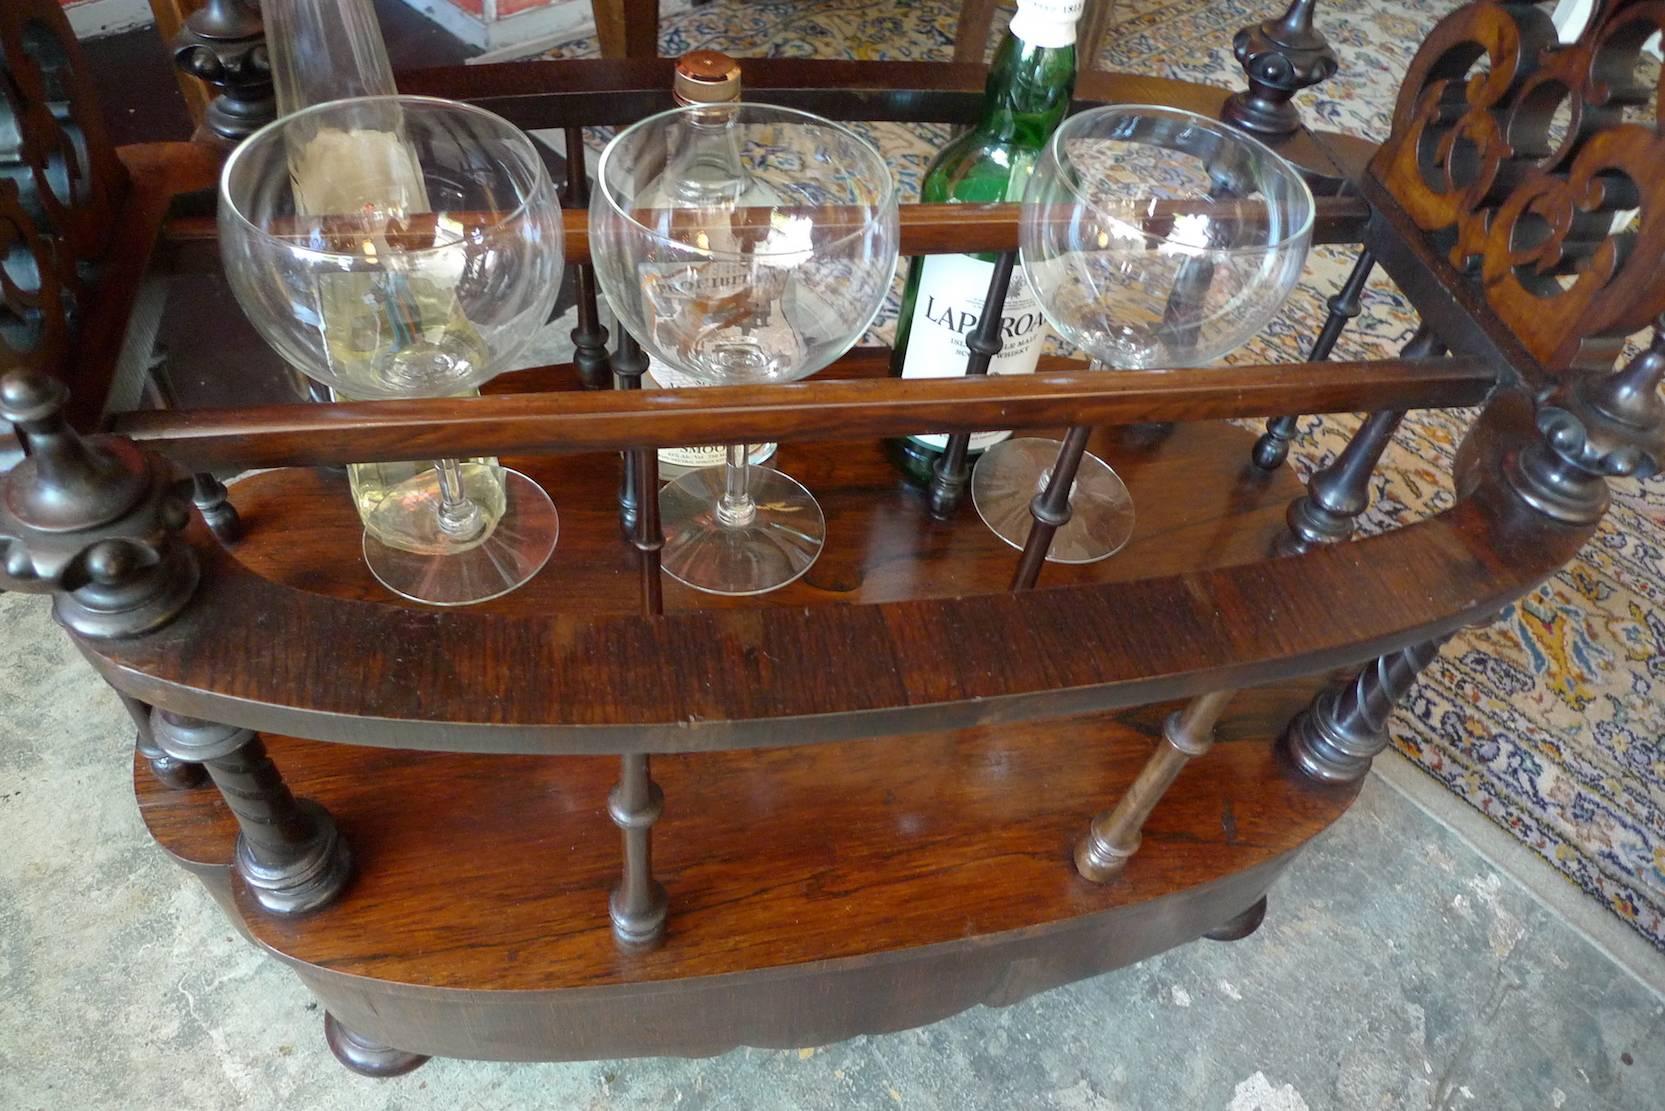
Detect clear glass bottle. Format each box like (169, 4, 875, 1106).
(639, 51, 778, 476)
(884, 0, 1082, 486)
(264, 0, 506, 545)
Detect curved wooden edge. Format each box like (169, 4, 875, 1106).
(283, 855, 1297, 1061)
(135, 696, 1358, 1059)
(78, 395, 1588, 755)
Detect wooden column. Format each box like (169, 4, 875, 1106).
(1277, 325, 1445, 556)
(120, 690, 205, 790)
(1075, 689, 1234, 882)
(151, 710, 352, 916)
(1285, 638, 1448, 783)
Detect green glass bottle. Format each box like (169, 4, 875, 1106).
(886, 0, 1082, 485)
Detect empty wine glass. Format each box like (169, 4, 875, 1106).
(973, 104, 1315, 563)
(590, 102, 899, 596)
(219, 95, 564, 605)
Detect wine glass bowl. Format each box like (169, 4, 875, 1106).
(974, 104, 1315, 564)
(219, 95, 565, 606)
(220, 96, 563, 401)
(590, 103, 900, 596)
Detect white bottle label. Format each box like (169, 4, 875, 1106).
(644, 355, 778, 470)
(899, 253, 1052, 451)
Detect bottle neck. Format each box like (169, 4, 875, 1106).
(974, 30, 1077, 148)
(663, 107, 750, 204)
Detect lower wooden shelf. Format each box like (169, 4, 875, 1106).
(136, 684, 1358, 1062)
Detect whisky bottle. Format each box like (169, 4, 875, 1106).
(885, 0, 1081, 485)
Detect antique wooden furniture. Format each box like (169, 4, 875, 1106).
(6, 0, 1664, 1076)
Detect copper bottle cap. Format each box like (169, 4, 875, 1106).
(674, 50, 742, 105)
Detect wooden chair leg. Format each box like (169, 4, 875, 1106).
(1076, 690, 1234, 882)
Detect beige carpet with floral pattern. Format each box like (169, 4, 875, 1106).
(538, 0, 1665, 954)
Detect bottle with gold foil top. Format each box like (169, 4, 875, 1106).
(639, 50, 779, 476)
(883, 0, 1082, 486)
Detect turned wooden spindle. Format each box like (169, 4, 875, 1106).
(928, 250, 1017, 519)
(1075, 689, 1235, 882)
(1278, 324, 1445, 555)
(608, 372, 669, 950)
(609, 752, 668, 949)
(565, 126, 613, 391)
(1285, 637, 1449, 783)
(1009, 424, 1096, 591)
(150, 710, 352, 915)
(120, 691, 205, 790)
(190, 472, 242, 543)
(1254, 247, 1377, 469)
(612, 330, 650, 536)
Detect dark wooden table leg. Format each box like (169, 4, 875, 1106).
(323, 1012, 429, 1078)
(1204, 895, 1268, 941)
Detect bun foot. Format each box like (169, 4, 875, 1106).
(1203, 895, 1267, 942)
(324, 1012, 429, 1077)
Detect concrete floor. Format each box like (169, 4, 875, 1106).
(1, 579, 1661, 1110)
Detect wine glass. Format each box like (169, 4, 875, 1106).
(973, 104, 1315, 563)
(219, 95, 565, 605)
(590, 103, 899, 596)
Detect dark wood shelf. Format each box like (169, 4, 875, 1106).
(137, 684, 1356, 1059)
(224, 418, 1305, 619)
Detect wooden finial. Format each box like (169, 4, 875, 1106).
(0, 369, 199, 638)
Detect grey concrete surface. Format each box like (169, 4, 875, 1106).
(2, 586, 1662, 1110)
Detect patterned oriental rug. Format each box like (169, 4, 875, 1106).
(538, 0, 1665, 954)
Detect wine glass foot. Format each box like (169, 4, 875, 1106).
(363, 469, 557, 606)
(660, 465, 825, 596)
(971, 437, 1134, 564)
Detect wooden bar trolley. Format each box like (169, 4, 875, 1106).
(4, 0, 1664, 1075)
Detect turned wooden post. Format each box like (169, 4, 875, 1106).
(151, 710, 353, 916)
(1076, 690, 1235, 881)
(1009, 425, 1097, 590)
(927, 250, 1017, 520)
(1285, 637, 1449, 783)
(120, 690, 205, 790)
(1253, 247, 1376, 469)
(565, 126, 614, 391)
(613, 331, 650, 536)
(1277, 325, 1446, 555)
(190, 472, 242, 544)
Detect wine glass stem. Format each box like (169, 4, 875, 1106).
(433, 458, 485, 541)
(716, 443, 757, 529)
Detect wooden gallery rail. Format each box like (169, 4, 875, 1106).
(4, 0, 1665, 1076)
